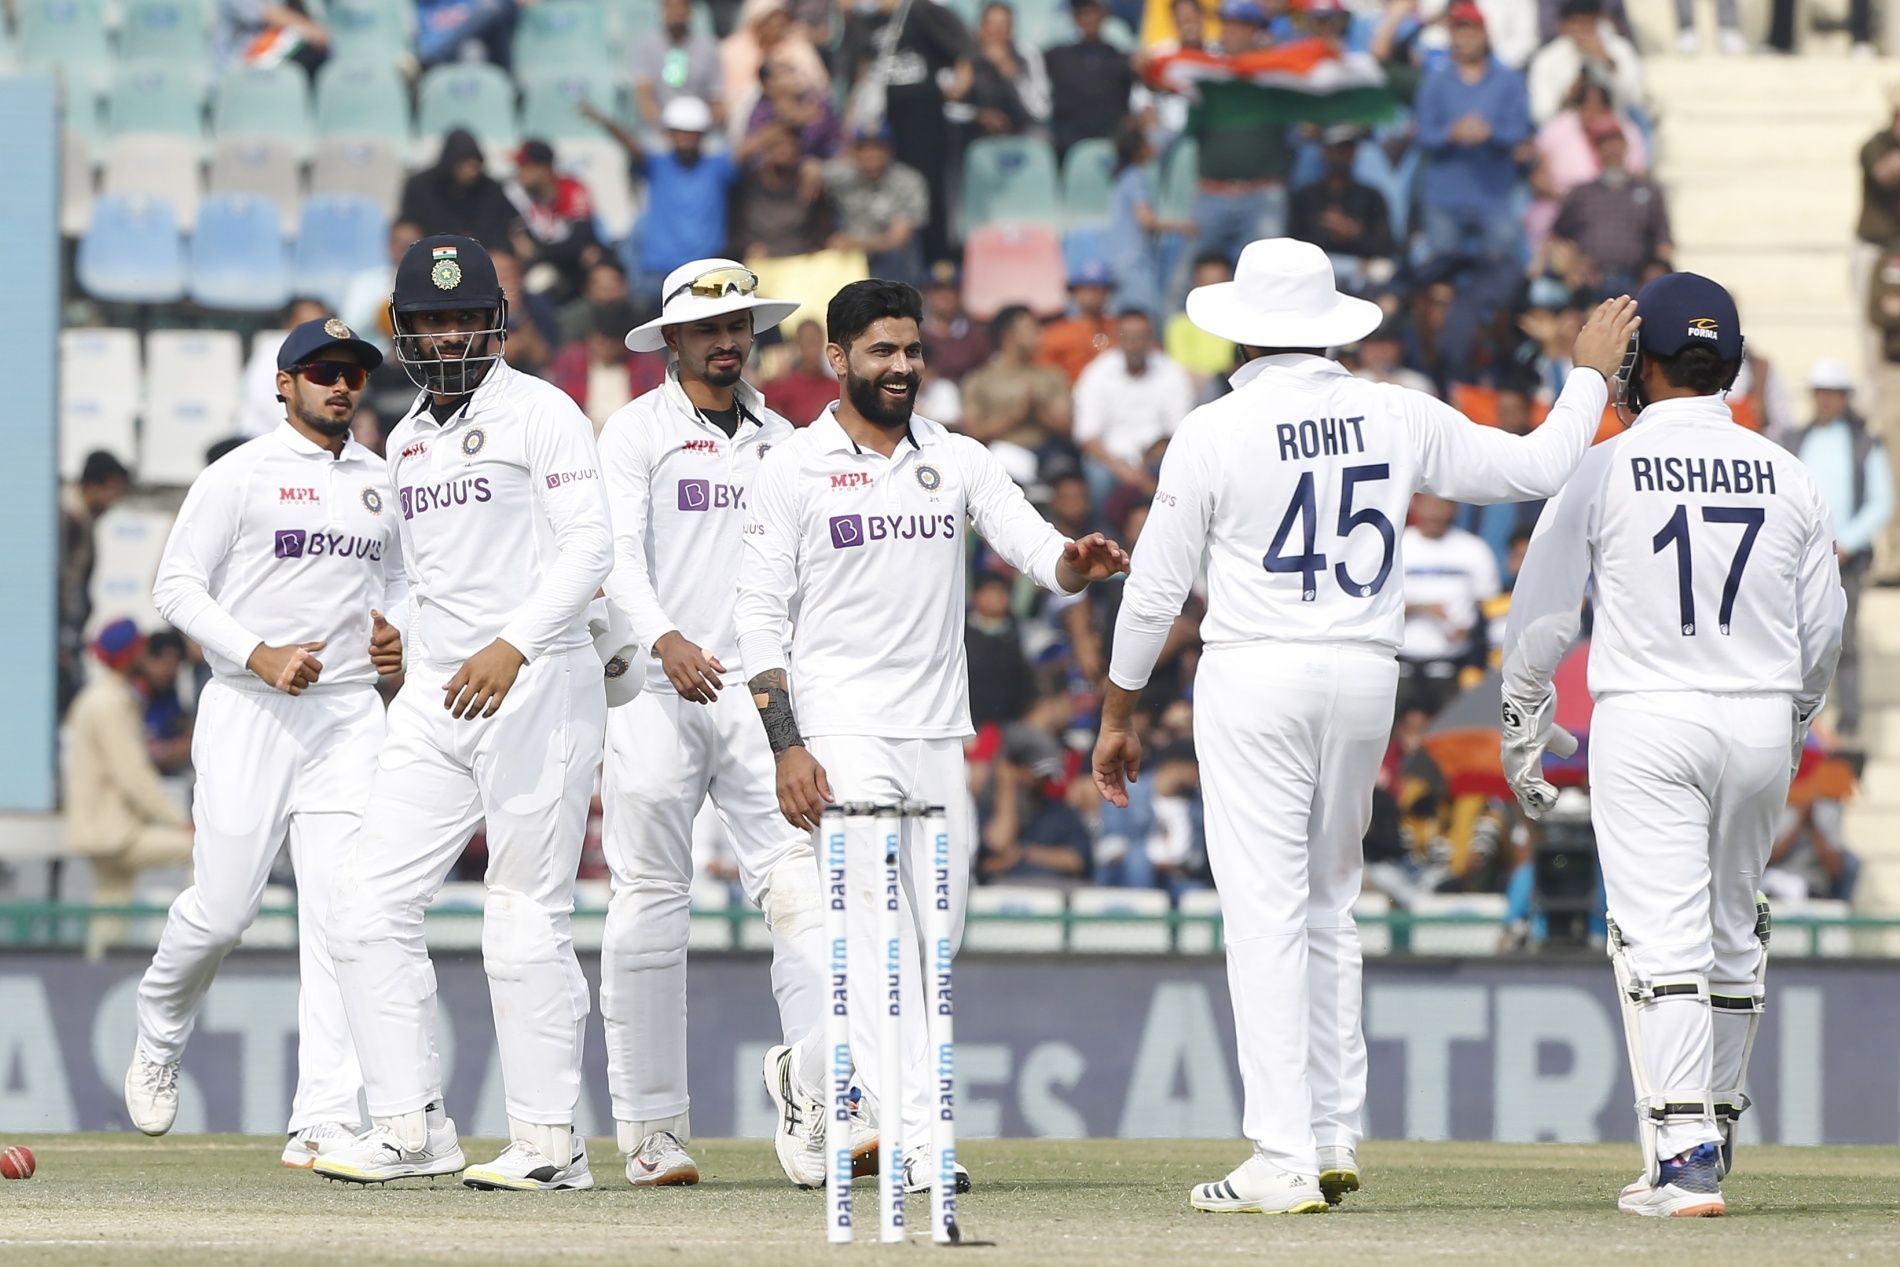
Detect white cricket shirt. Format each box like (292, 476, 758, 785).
(1072, 348, 1196, 466)
(152, 423, 408, 688)
(1503, 395, 1846, 709)
(598, 371, 794, 695)
(1398, 525, 1502, 661)
(1109, 354, 1609, 689)
(735, 406, 1075, 740)
(384, 361, 613, 665)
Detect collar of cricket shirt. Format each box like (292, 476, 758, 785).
(1229, 351, 1349, 391)
(273, 421, 369, 463)
(1630, 394, 1738, 430)
(662, 364, 766, 436)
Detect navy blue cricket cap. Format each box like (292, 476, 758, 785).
(1634, 271, 1742, 361)
(277, 315, 383, 372)
(392, 233, 503, 313)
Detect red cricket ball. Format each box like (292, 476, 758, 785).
(1, 1145, 35, 1179)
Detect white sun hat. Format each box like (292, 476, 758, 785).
(626, 258, 803, 353)
(1807, 358, 1855, 392)
(660, 95, 713, 134)
(1185, 238, 1384, 350)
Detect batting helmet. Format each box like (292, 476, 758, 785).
(388, 234, 509, 396)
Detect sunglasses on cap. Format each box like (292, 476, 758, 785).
(665, 265, 759, 306)
(293, 361, 370, 390)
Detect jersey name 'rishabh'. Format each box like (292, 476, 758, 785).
(1629, 455, 1777, 496)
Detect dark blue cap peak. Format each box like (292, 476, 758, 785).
(277, 316, 383, 373)
(1635, 271, 1742, 361)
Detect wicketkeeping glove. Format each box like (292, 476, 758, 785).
(1500, 691, 1578, 819)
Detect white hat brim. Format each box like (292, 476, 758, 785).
(1184, 280, 1384, 350)
(626, 295, 804, 353)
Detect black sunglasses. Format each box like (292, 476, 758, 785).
(295, 361, 369, 390)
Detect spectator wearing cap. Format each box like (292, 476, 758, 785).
(760, 318, 840, 424)
(505, 139, 603, 302)
(1105, 119, 1197, 323)
(1408, 0, 1539, 70)
(1044, 0, 1138, 160)
(1287, 123, 1397, 294)
(585, 96, 740, 316)
(1186, 1, 1293, 264)
(397, 129, 520, 252)
(550, 299, 669, 432)
(64, 619, 196, 959)
(1791, 359, 1891, 740)
(1415, 3, 1531, 270)
(823, 123, 930, 284)
(921, 263, 992, 385)
(1527, 0, 1644, 126)
(1550, 115, 1671, 298)
(631, 0, 728, 134)
(1039, 260, 1120, 383)
(959, 305, 1075, 475)
(1074, 308, 1194, 501)
(950, 1, 1051, 142)
(58, 451, 133, 714)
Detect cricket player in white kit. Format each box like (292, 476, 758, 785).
(126, 317, 404, 1167)
(1092, 239, 1640, 1214)
(1501, 273, 1845, 1217)
(316, 236, 614, 1191)
(734, 280, 1129, 1191)
(597, 260, 864, 1188)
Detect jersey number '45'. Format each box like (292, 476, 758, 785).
(1263, 463, 1397, 601)
(1651, 503, 1765, 636)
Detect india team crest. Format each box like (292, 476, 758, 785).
(431, 244, 463, 291)
(915, 463, 942, 493)
(757, 442, 771, 462)
(461, 428, 486, 457)
(605, 655, 630, 679)
(324, 317, 353, 339)
(360, 487, 383, 515)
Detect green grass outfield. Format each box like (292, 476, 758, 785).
(1, 1137, 1896, 1265)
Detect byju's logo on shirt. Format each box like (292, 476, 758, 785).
(274, 528, 384, 561)
(827, 513, 957, 549)
(546, 468, 599, 489)
(678, 479, 745, 511)
(399, 477, 493, 520)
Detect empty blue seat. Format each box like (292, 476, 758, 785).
(118, 0, 210, 64)
(417, 64, 519, 154)
(106, 64, 205, 138)
(293, 194, 388, 309)
(18, 0, 112, 71)
(212, 63, 313, 146)
(188, 192, 289, 311)
(77, 193, 185, 303)
(960, 135, 1063, 235)
(514, 0, 614, 74)
(518, 68, 624, 141)
(325, 0, 413, 66)
(314, 59, 412, 146)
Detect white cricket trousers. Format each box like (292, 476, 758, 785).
(135, 679, 378, 1131)
(600, 687, 829, 1127)
(806, 735, 973, 1150)
(1591, 692, 1791, 1159)
(1194, 641, 1399, 1176)
(330, 647, 605, 1126)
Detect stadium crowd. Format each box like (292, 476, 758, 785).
(52, 0, 1887, 944)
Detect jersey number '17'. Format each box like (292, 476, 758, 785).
(1652, 503, 1765, 636)
(1262, 464, 1396, 601)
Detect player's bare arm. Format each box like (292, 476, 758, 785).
(248, 640, 328, 696)
(1055, 532, 1132, 592)
(655, 630, 727, 704)
(442, 638, 526, 719)
(369, 610, 403, 677)
(751, 667, 832, 831)
(1091, 681, 1143, 808)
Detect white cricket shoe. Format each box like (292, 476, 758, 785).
(124, 1053, 180, 1136)
(1318, 1145, 1361, 1206)
(901, 1144, 972, 1195)
(464, 1136, 594, 1192)
(1191, 1154, 1328, 1214)
(763, 1044, 826, 1188)
(1618, 1143, 1726, 1218)
(313, 1119, 467, 1185)
(281, 1122, 359, 1169)
(625, 1130, 700, 1187)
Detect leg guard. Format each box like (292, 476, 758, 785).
(482, 887, 588, 1127)
(617, 1112, 691, 1154)
(1607, 917, 1717, 1186)
(1710, 894, 1770, 1178)
(762, 858, 830, 1101)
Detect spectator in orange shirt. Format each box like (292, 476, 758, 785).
(1037, 259, 1119, 384)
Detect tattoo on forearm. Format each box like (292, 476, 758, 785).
(750, 669, 804, 756)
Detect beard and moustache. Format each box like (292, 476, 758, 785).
(845, 363, 921, 429)
(294, 397, 355, 439)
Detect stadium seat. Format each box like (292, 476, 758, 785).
(60, 129, 97, 237)
(293, 193, 388, 309)
(417, 63, 519, 160)
(89, 505, 177, 635)
(60, 66, 108, 139)
(1355, 891, 1393, 957)
(187, 192, 291, 312)
(310, 136, 405, 218)
(1061, 223, 1108, 279)
(117, 0, 211, 65)
(313, 59, 412, 148)
(1174, 888, 1224, 954)
(606, 0, 713, 51)
(426, 881, 487, 950)
(141, 329, 243, 484)
(557, 136, 639, 242)
(519, 68, 626, 142)
(76, 193, 186, 303)
(1068, 886, 1174, 953)
(105, 64, 205, 140)
(513, 0, 615, 75)
(1060, 136, 1116, 226)
(323, 0, 414, 67)
(58, 327, 142, 479)
(1778, 898, 1852, 957)
(208, 136, 302, 235)
(17, 0, 112, 72)
(211, 63, 313, 149)
(963, 885, 1065, 952)
(1407, 893, 1510, 956)
(101, 132, 201, 230)
(961, 223, 1065, 320)
(960, 135, 1063, 234)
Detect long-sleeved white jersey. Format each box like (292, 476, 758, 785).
(598, 371, 793, 695)
(1503, 395, 1846, 710)
(384, 361, 612, 664)
(1109, 354, 1611, 689)
(152, 422, 409, 688)
(735, 406, 1075, 740)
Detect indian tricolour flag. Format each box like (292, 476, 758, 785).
(1142, 38, 1399, 127)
